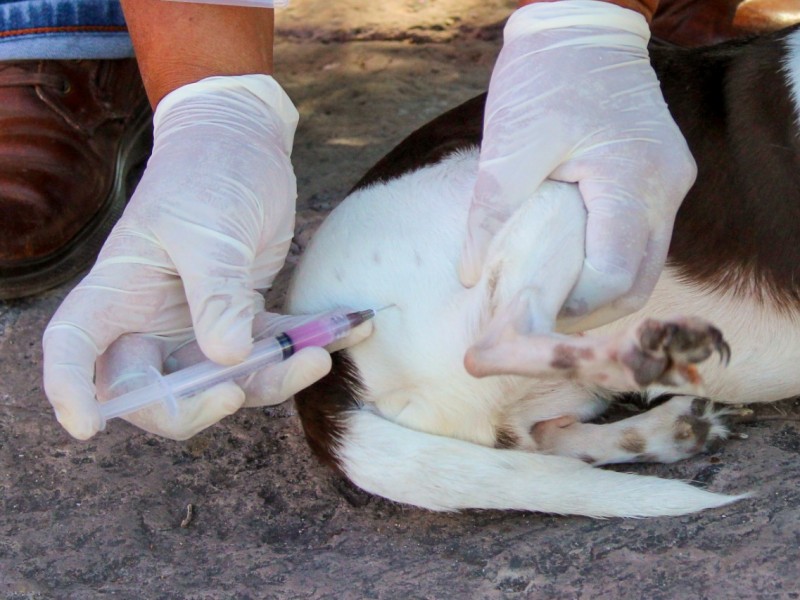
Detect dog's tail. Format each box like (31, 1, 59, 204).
(338, 410, 745, 517)
(295, 354, 745, 518)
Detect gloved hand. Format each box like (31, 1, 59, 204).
(459, 0, 697, 332)
(42, 74, 368, 440)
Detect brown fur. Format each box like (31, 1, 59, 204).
(620, 429, 648, 454)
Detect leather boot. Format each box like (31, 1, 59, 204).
(653, 0, 800, 46)
(0, 59, 152, 300)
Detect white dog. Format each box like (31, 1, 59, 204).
(286, 26, 800, 518)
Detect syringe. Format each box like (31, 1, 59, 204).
(98, 309, 377, 427)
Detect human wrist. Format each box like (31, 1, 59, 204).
(121, 0, 274, 108)
(506, 0, 651, 46)
(516, 0, 657, 23)
(154, 74, 299, 155)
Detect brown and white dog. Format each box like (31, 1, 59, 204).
(286, 26, 800, 518)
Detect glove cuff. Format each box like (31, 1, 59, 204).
(507, 0, 650, 47)
(153, 74, 300, 154)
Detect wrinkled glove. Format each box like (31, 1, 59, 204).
(459, 0, 697, 332)
(43, 74, 369, 440)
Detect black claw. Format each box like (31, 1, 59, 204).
(716, 339, 732, 366)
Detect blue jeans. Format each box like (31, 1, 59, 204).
(0, 0, 133, 60)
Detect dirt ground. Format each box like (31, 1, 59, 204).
(3, 1, 800, 598)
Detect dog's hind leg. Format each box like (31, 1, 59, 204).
(466, 314, 730, 392)
(528, 395, 737, 466)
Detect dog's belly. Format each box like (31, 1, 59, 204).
(289, 146, 800, 445)
(289, 147, 596, 445)
(289, 150, 512, 445)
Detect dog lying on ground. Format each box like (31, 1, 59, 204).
(286, 25, 800, 518)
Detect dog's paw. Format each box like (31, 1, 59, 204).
(663, 396, 731, 460)
(635, 395, 753, 463)
(623, 317, 731, 387)
(521, 396, 749, 466)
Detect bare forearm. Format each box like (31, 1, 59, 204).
(517, 0, 658, 22)
(120, 0, 274, 107)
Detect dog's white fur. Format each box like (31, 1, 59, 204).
(786, 31, 800, 125)
(286, 30, 800, 517)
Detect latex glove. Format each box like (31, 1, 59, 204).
(42, 74, 319, 440)
(459, 0, 697, 332)
(93, 308, 372, 440)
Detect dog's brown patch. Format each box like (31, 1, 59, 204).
(350, 93, 485, 192)
(653, 30, 800, 308)
(494, 426, 519, 449)
(620, 428, 647, 454)
(550, 344, 594, 371)
(486, 267, 501, 313)
(675, 415, 711, 444)
(294, 352, 364, 476)
(551, 345, 576, 370)
(691, 398, 708, 416)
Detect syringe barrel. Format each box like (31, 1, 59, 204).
(97, 337, 287, 424)
(281, 312, 358, 352)
(166, 336, 287, 400)
(98, 380, 165, 421)
(97, 310, 373, 424)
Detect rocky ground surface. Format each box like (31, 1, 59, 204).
(3, 1, 800, 598)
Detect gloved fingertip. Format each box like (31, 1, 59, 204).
(458, 210, 496, 287)
(213, 382, 248, 416)
(281, 347, 333, 398)
(44, 378, 102, 440)
(43, 327, 106, 439)
(327, 319, 373, 352)
(187, 283, 259, 365)
(54, 406, 102, 441)
(349, 319, 374, 345)
(564, 261, 637, 318)
(559, 262, 653, 333)
(560, 294, 592, 319)
(458, 240, 486, 288)
(458, 259, 479, 288)
(170, 382, 246, 441)
(296, 346, 333, 378)
(197, 314, 254, 366)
